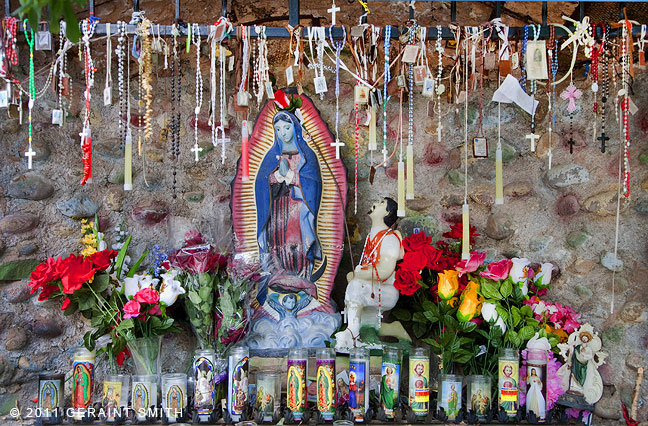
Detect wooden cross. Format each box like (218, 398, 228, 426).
(598, 133, 610, 153)
(331, 138, 345, 159)
(191, 143, 203, 162)
(24, 146, 35, 169)
(525, 133, 540, 152)
(328, 2, 341, 26)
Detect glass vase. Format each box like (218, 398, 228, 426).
(184, 272, 215, 350)
(127, 335, 162, 377)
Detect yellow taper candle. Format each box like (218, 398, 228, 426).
(495, 144, 503, 205)
(406, 144, 414, 200)
(398, 161, 406, 217)
(462, 203, 470, 260)
(124, 129, 133, 191)
(368, 106, 377, 151)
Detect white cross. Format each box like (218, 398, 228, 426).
(340, 308, 348, 323)
(191, 143, 203, 162)
(331, 138, 345, 159)
(328, 2, 341, 26)
(525, 133, 540, 152)
(25, 145, 35, 169)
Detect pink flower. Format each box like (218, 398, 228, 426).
(148, 305, 162, 316)
(135, 288, 160, 304)
(123, 300, 141, 319)
(480, 259, 512, 281)
(455, 251, 487, 276)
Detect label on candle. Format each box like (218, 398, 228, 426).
(498, 359, 519, 416)
(228, 355, 249, 417)
(164, 383, 186, 421)
(526, 358, 547, 422)
(316, 359, 336, 420)
(409, 357, 429, 416)
(349, 360, 367, 421)
(39, 378, 62, 418)
(380, 360, 400, 419)
(72, 358, 94, 411)
(102, 380, 122, 421)
(287, 359, 307, 419)
(468, 379, 491, 419)
(439, 378, 462, 420)
(132, 381, 157, 420)
(257, 375, 279, 421)
(194, 356, 216, 415)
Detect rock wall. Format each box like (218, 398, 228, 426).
(0, 24, 647, 424)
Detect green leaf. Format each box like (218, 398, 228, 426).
(116, 318, 134, 333)
(188, 291, 202, 305)
(390, 308, 411, 322)
(423, 310, 439, 323)
(500, 279, 513, 298)
(0, 259, 40, 280)
(63, 301, 78, 315)
(457, 321, 477, 333)
(199, 285, 212, 301)
(495, 306, 509, 322)
(76, 291, 96, 311)
(519, 325, 536, 341)
(481, 280, 502, 300)
(115, 235, 132, 280)
(83, 330, 96, 351)
(443, 314, 458, 331)
(421, 299, 437, 313)
(126, 250, 149, 278)
(412, 312, 427, 323)
(413, 322, 427, 339)
(520, 305, 533, 318)
(421, 338, 442, 353)
(91, 273, 110, 293)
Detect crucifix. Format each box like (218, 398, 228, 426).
(328, 2, 340, 26)
(331, 138, 345, 159)
(598, 133, 610, 153)
(191, 143, 203, 162)
(525, 132, 540, 152)
(24, 146, 36, 169)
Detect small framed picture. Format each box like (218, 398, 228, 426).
(285, 66, 294, 85)
(421, 77, 435, 97)
(103, 86, 112, 106)
(396, 75, 406, 88)
(413, 66, 427, 85)
(511, 52, 520, 70)
(314, 76, 328, 94)
(402, 45, 420, 63)
(354, 85, 369, 104)
(265, 81, 275, 99)
(52, 109, 63, 125)
(35, 30, 52, 51)
(228, 55, 235, 71)
(237, 90, 249, 107)
(526, 40, 549, 80)
(473, 137, 488, 158)
(0, 90, 8, 108)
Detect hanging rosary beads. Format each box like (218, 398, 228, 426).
(23, 21, 36, 170)
(80, 15, 99, 185)
(52, 23, 70, 127)
(116, 21, 128, 148)
(137, 19, 154, 146)
(547, 26, 558, 170)
(254, 26, 269, 105)
(192, 23, 204, 162)
(382, 25, 391, 164)
(435, 25, 444, 142)
(598, 26, 611, 153)
(621, 20, 631, 197)
(170, 25, 182, 197)
(406, 22, 419, 200)
(329, 24, 346, 159)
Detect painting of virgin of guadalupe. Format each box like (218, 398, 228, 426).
(231, 90, 347, 350)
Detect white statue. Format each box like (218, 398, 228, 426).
(335, 198, 404, 350)
(557, 323, 607, 405)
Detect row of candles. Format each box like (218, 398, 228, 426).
(36, 346, 548, 424)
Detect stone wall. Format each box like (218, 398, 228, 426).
(0, 25, 647, 424)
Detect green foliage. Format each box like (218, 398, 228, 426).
(16, 0, 87, 43)
(0, 259, 40, 280)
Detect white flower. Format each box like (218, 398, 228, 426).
(159, 270, 185, 307)
(536, 262, 553, 286)
(533, 301, 558, 316)
(139, 274, 159, 290)
(481, 302, 499, 323)
(521, 280, 529, 296)
(526, 332, 551, 351)
(494, 317, 507, 334)
(510, 258, 531, 284)
(123, 275, 142, 299)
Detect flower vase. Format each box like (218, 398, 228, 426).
(127, 336, 162, 377)
(184, 272, 215, 349)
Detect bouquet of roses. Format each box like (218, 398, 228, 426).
(168, 230, 229, 350)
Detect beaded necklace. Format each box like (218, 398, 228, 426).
(254, 25, 268, 105)
(382, 25, 391, 164)
(3, 17, 18, 75)
(138, 19, 153, 146)
(23, 21, 36, 170)
(547, 26, 558, 170)
(240, 26, 251, 182)
(406, 22, 418, 200)
(80, 16, 99, 185)
(435, 25, 444, 143)
(590, 23, 605, 146)
(598, 25, 611, 153)
(52, 24, 70, 127)
(621, 20, 631, 197)
(170, 24, 181, 197)
(116, 21, 128, 148)
(520, 24, 528, 92)
(329, 24, 346, 159)
(191, 23, 203, 162)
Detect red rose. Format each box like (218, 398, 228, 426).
(402, 251, 428, 272)
(480, 258, 512, 281)
(135, 288, 160, 304)
(148, 305, 162, 316)
(423, 245, 442, 269)
(402, 232, 432, 252)
(37, 284, 59, 302)
(60, 297, 72, 311)
(89, 249, 118, 271)
(116, 347, 131, 366)
(123, 300, 141, 319)
(60, 255, 96, 295)
(28, 257, 64, 295)
(394, 268, 422, 296)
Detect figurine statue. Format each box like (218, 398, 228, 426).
(557, 323, 607, 405)
(335, 197, 404, 350)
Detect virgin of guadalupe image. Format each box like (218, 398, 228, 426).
(232, 91, 347, 349)
(287, 368, 302, 410)
(134, 386, 147, 413)
(41, 384, 56, 411)
(317, 367, 332, 410)
(73, 364, 91, 408)
(526, 368, 546, 418)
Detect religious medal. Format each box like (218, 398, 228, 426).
(354, 85, 369, 104)
(103, 23, 112, 106)
(402, 44, 419, 63)
(285, 66, 294, 85)
(35, 22, 52, 51)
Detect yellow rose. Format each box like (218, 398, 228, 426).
(437, 270, 460, 300)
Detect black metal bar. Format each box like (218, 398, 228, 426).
(4, 0, 9, 17)
(579, 2, 584, 22)
(133, 0, 140, 13)
(174, 0, 180, 21)
(542, 1, 547, 26)
(450, 1, 456, 22)
(495, 1, 501, 19)
(222, 0, 227, 18)
(89, 0, 94, 15)
(619, 2, 625, 20)
(288, 0, 299, 27)
(409, 3, 414, 20)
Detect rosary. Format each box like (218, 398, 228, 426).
(621, 20, 631, 197)
(406, 23, 419, 201)
(435, 25, 444, 143)
(80, 16, 99, 185)
(210, 18, 230, 164)
(254, 25, 269, 105)
(52, 23, 70, 127)
(239, 26, 251, 181)
(191, 23, 204, 162)
(598, 26, 611, 154)
(547, 26, 558, 170)
(23, 21, 36, 170)
(170, 24, 182, 197)
(590, 23, 605, 147)
(138, 19, 153, 147)
(329, 24, 346, 159)
(382, 25, 391, 164)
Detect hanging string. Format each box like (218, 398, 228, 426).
(461, 30, 470, 260)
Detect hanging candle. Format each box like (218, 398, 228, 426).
(368, 106, 377, 151)
(406, 144, 414, 200)
(461, 203, 470, 260)
(397, 161, 406, 217)
(241, 120, 250, 182)
(71, 348, 95, 420)
(495, 143, 504, 204)
(194, 349, 216, 422)
(38, 373, 64, 422)
(227, 346, 249, 422)
(124, 129, 133, 190)
(316, 348, 336, 421)
(287, 348, 308, 420)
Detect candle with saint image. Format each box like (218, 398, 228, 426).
(495, 144, 503, 204)
(462, 203, 470, 259)
(406, 145, 414, 200)
(71, 348, 95, 420)
(397, 161, 405, 217)
(241, 120, 250, 181)
(124, 129, 133, 190)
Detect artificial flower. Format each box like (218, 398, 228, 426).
(135, 288, 160, 305)
(394, 268, 421, 296)
(159, 270, 185, 306)
(402, 231, 432, 252)
(122, 275, 142, 299)
(481, 302, 498, 322)
(494, 316, 507, 334)
(480, 259, 512, 281)
(402, 251, 428, 272)
(116, 346, 131, 366)
(437, 270, 460, 300)
(423, 245, 443, 268)
(442, 221, 480, 244)
(89, 249, 118, 271)
(545, 324, 569, 343)
(455, 251, 487, 276)
(535, 262, 554, 287)
(80, 246, 97, 257)
(526, 332, 552, 351)
(28, 256, 64, 296)
(60, 255, 96, 294)
(148, 305, 162, 316)
(509, 257, 531, 283)
(61, 297, 71, 311)
(457, 281, 483, 322)
(123, 300, 141, 319)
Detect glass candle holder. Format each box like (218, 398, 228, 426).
(525, 348, 547, 422)
(256, 372, 280, 422)
(162, 373, 187, 423)
(102, 374, 129, 422)
(381, 346, 402, 419)
(71, 347, 95, 419)
(438, 373, 463, 420)
(498, 348, 519, 417)
(193, 349, 216, 421)
(131, 374, 158, 421)
(228, 346, 250, 422)
(316, 348, 336, 421)
(408, 347, 430, 417)
(214, 357, 228, 408)
(349, 347, 369, 422)
(38, 373, 64, 420)
(287, 348, 308, 420)
(467, 375, 492, 420)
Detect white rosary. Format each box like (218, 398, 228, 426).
(254, 25, 269, 105)
(192, 23, 203, 162)
(210, 18, 231, 163)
